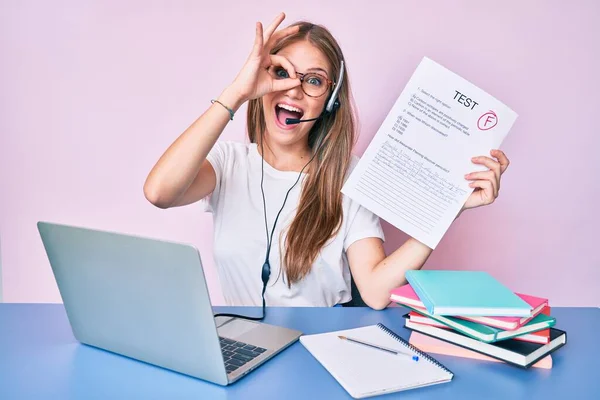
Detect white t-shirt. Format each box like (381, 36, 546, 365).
(201, 140, 385, 307)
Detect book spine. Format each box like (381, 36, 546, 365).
(405, 273, 435, 314)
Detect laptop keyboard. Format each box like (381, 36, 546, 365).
(219, 337, 267, 373)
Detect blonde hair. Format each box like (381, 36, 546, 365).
(246, 21, 356, 285)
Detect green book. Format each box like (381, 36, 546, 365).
(403, 305, 556, 343)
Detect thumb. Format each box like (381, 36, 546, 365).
(272, 78, 301, 93)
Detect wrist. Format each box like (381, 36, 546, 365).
(219, 85, 248, 112)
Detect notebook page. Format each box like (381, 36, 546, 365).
(300, 325, 452, 398)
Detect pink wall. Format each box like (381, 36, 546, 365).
(1, 1, 598, 306)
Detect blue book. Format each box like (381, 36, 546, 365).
(404, 270, 532, 317)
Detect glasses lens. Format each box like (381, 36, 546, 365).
(269, 67, 330, 97)
(302, 73, 328, 97)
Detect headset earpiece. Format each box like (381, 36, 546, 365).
(325, 60, 345, 114)
(332, 98, 340, 112)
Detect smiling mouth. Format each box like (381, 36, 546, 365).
(275, 104, 304, 126)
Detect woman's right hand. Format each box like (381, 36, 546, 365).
(229, 12, 302, 102)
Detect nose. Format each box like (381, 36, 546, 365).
(284, 81, 304, 100)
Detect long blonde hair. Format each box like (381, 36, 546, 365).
(246, 21, 356, 285)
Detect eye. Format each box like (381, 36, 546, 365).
(275, 68, 289, 79)
(306, 75, 322, 86)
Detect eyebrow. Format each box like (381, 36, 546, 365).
(288, 61, 329, 77)
(306, 67, 329, 76)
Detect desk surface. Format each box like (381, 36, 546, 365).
(1, 304, 598, 399)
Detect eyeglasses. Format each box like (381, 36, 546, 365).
(268, 66, 335, 98)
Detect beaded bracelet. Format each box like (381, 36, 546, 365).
(211, 99, 235, 120)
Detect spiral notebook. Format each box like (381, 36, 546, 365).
(300, 323, 453, 398)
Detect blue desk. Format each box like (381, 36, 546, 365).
(0, 304, 598, 399)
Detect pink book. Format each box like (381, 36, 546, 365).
(390, 284, 548, 330)
(408, 331, 552, 369)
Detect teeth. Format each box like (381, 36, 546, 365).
(277, 103, 303, 114)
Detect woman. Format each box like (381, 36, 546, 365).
(143, 13, 509, 310)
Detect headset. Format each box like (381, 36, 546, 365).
(213, 60, 345, 322)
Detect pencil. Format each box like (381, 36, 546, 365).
(338, 335, 419, 361)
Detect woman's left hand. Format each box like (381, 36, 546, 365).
(461, 149, 510, 212)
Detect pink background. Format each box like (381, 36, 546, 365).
(1, 1, 598, 306)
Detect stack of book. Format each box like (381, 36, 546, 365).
(390, 271, 567, 369)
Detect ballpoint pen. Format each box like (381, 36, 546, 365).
(338, 335, 419, 361)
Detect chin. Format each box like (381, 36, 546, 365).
(263, 121, 306, 145)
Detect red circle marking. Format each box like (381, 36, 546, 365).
(477, 111, 498, 130)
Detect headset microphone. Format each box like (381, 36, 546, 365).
(285, 115, 320, 125)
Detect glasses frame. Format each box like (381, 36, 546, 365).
(269, 66, 336, 98)
(295, 71, 335, 98)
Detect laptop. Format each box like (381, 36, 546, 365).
(36, 221, 302, 385)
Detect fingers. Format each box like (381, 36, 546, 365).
(267, 55, 300, 92)
(465, 171, 498, 197)
(491, 149, 510, 174)
(468, 180, 496, 205)
(471, 155, 501, 187)
(464, 150, 509, 210)
(251, 22, 264, 57)
(266, 25, 300, 49)
(263, 12, 286, 42)
(269, 54, 297, 78)
(271, 75, 301, 92)
(471, 155, 501, 176)
(253, 14, 299, 64)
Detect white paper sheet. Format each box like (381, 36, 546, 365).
(342, 57, 518, 249)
